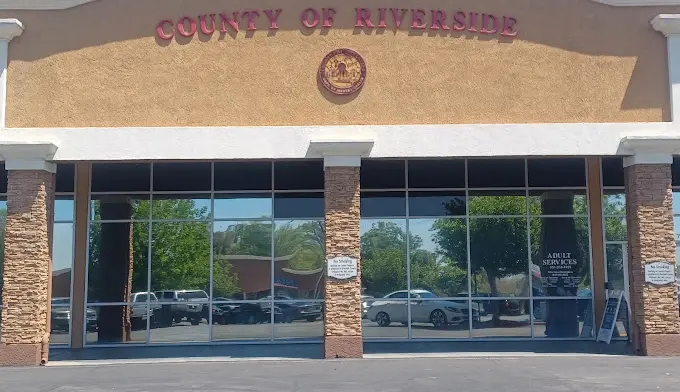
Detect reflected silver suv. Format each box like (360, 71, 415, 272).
(154, 290, 208, 325)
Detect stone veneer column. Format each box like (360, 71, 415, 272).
(311, 138, 373, 359)
(624, 159, 680, 356)
(0, 142, 57, 366)
(324, 165, 363, 358)
(0, 169, 55, 366)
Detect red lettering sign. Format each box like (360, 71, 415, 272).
(155, 8, 518, 39)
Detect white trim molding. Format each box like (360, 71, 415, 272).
(619, 134, 680, 166)
(0, 18, 23, 41)
(0, 0, 97, 10)
(0, 141, 58, 172)
(652, 15, 680, 122)
(308, 138, 374, 167)
(652, 14, 680, 37)
(594, 0, 680, 6)
(0, 18, 22, 129)
(0, 123, 676, 162)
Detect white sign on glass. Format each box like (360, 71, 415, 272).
(644, 261, 675, 285)
(327, 256, 358, 280)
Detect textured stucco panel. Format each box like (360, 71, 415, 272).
(3, 0, 679, 127)
(624, 164, 680, 356)
(324, 166, 362, 359)
(0, 171, 54, 358)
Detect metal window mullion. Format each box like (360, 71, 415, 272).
(146, 163, 153, 345)
(270, 161, 275, 341)
(208, 162, 215, 343)
(585, 157, 596, 338)
(82, 167, 93, 347)
(465, 158, 473, 338)
(405, 159, 412, 340)
(525, 158, 535, 338)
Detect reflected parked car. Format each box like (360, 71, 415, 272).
(366, 290, 465, 328)
(50, 297, 98, 332)
(154, 289, 208, 325)
(259, 296, 322, 322)
(130, 292, 161, 329)
(213, 300, 269, 324)
(361, 295, 374, 319)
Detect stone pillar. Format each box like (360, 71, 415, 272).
(311, 139, 373, 360)
(624, 157, 680, 356)
(324, 165, 362, 359)
(0, 167, 55, 366)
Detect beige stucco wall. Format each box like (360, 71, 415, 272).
(2, 0, 679, 127)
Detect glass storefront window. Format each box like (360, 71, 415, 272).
(409, 218, 467, 298)
(471, 299, 531, 338)
(273, 220, 325, 300)
(359, 158, 591, 341)
(360, 219, 408, 297)
(470, 217, 528, 298)
(83, 158, 594, 345)
(86, 161, 325, 345)
(530, 217, 591, 297)
(213, 221, 272, 300)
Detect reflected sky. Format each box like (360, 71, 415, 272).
(53, 223, 73, 271)
(54, 199, 75, 272)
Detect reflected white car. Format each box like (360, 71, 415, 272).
(361, 295, 374, 319)
(366, 290, 464, 328)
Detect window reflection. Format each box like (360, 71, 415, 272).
(528, 190, 587, 216)
(471, 299, 531, 338)
(86, 305, 147, 344)
(469, 218, 529, 297)
(274, 220, 325, 299)
(409, 298, 469, 339)
(211, 302, 273, 341)
(90, 195, 150, 221)
(273, 301, 324, 340)
(213, 221, 272, 300)
(50, 304, 71, 345)
(151, 196, 211, 220)
(87, 222, 149, 303)
(150, 222, 210, 296)
(54, 197, 75, 221)
(409, 218, 467, 298)
(360, 219, 407, 297)
(362, 298, 408, 339)
(468, 190, 526, 216)
(605, 217, 627, 242)
(603, 192, 626, 216)
(52, 223, 74, 299)
(214, 194, 271, 220)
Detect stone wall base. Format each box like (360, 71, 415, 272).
(324, 335, 363, 359)
(640, 334, 680, 356)
(0, 343, 42, 366)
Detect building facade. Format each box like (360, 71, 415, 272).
(1, 0, 680, 366)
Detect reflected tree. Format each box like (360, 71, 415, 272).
(433, 196, 527, 323)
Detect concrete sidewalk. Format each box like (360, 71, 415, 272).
(0, 355, 678, 392)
